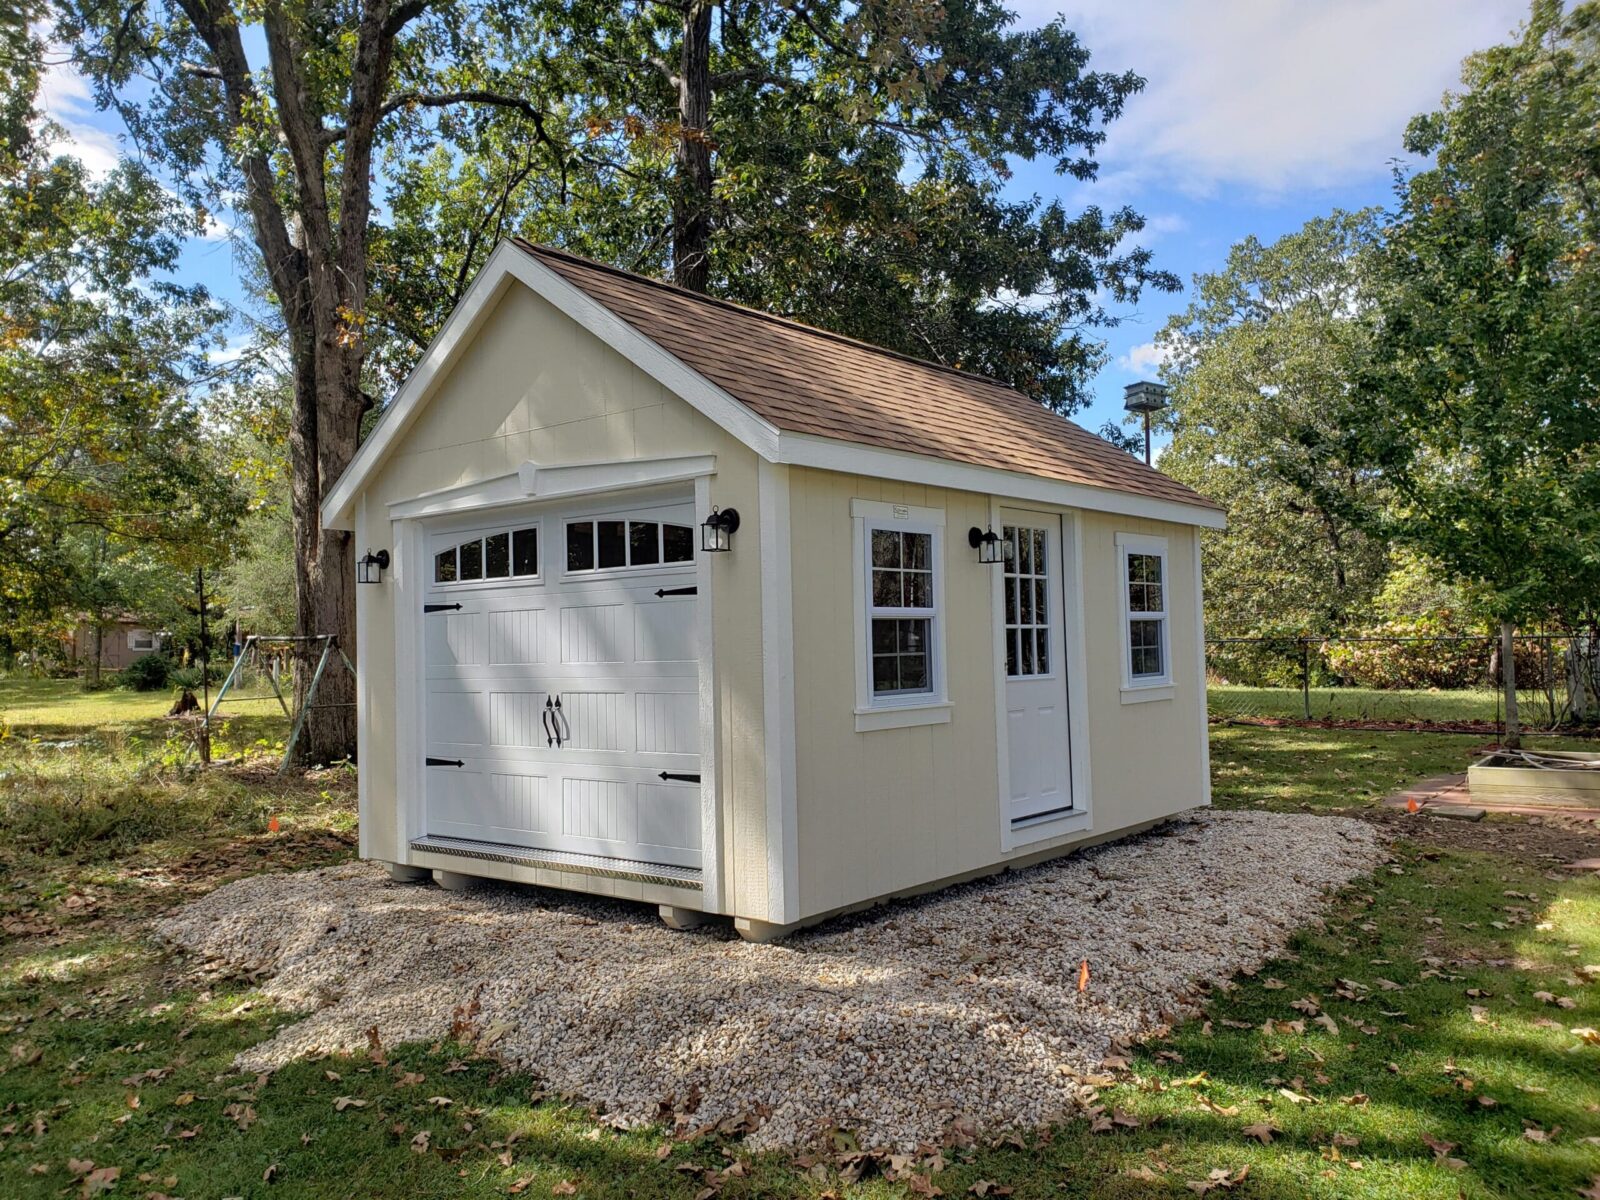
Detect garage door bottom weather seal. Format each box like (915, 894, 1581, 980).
(408, 835, 702, 891)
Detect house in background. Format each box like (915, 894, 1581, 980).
(321, 240, 1225, 941)
(66, 616, 168, 674)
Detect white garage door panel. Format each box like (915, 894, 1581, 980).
(420, 501, 701, 871)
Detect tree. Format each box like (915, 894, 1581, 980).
(0, 20, 239, 664)
(1154, 212, 1392, 637)
(367, 0, 1177, 413)
(1343, 0, 1600, 743)
(60, 0, 577, 760)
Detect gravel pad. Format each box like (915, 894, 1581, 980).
(156, 810, 1381, 1150)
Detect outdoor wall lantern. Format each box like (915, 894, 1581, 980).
(967, 525, 1003, 565)
(701, 506, 740, 553)
(357, 548, 390, 584)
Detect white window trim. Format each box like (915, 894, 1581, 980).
(128, 629, 156, 652)
(1116, 532, 1174, 695)
(850, 499, 949, 732)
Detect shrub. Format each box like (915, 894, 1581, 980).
(115, 652, 175, 691)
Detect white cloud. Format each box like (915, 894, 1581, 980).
(1119, 340, 1171, 375)
(1019, 0, 1529, 193)
(36, 50, 123, 177)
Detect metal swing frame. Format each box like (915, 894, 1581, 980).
(206, 634, 356, 772)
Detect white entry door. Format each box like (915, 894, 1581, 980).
(1000, 510, 1074, 824)
(420, 500, 702, 868)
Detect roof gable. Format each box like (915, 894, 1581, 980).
(321, 239, 1221, 530)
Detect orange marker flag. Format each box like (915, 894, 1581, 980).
(268, 814, 280, 833)
(1078, 958, 1090, 992)
(1406, 797, 1420, 814)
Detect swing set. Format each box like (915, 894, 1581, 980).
(205, 634, 356, 772)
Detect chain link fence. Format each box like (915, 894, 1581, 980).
(1206, 633, 1600, 733)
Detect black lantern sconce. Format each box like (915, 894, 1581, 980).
(357, 548, 390, 584)
(701, 506, 741, 553)
(968, 525, 1003, 565)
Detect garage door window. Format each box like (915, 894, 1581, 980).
(567, 519, 695, 574)
(434, 526, 539, 584)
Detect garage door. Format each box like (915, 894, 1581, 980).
(420, 500, 702, 870)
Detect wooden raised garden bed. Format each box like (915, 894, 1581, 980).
(1469, 750, 1600, 808)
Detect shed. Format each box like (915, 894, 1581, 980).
(321, 241, 1226, 940)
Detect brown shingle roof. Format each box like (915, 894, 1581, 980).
(513, 240, 1220, 513)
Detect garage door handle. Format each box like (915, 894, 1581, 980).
(553, 694, 567, 746)
(654, 586, 697, 597)
(658, 771, 701, 783)
(424, 603, 462, 613)
(426, 757, 465, 767)
(543, 698, 556, 747)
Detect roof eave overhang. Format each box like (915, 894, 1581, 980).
(776, 433, 1227, 530)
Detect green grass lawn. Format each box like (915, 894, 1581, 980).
(0, 681, 1596, 1198)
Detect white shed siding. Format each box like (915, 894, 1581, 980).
(354, 282, 772, 917)
(785, 467, 1208, 921)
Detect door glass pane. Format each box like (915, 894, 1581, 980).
(663, 523, 694, 562)
(458, 538, 483, 580)
(1006, 629, 1019, 677)
(597, 520, 626, 568)
(1036, 628, 1050, 674)
(1019, 627, 1034, 674)
(567, 522, 594, 572)
(512, 527, 538, 575)
(484, 532, 510, 578)
(629, 521, 660, 566)
(434, 547, 457, 583)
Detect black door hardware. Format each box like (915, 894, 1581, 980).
(553, 694, 568, 746)
(543, 697, 557, 748)
(426, 757, 465, 767)
(423, 603, 463, 613)
(654, 586, 697, 597)
(658, 771, 701, 783)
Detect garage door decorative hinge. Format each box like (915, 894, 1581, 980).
(658, 771, 701, 783)
(426, 757, 465, 767)
(654, 586, 697, 597)
(423, 603, 463, 613)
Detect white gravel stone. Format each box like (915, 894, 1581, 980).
(154, 810, 1382, 1150)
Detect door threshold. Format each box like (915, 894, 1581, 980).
(408, 835, 702, 890)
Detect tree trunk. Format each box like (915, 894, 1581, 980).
(1500, 620, 1520, 749)
(89, 622, 102, 689)
(673, 0, 714, 291)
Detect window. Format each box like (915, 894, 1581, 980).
(851, 500, 949, 729)
(869, 528, 935, 696)
(1117, 533, 1171, 689)
(128, 629, 156, 652)
(565, 519, 695, 573)
(1003, 525, 1051, 678)
(433, 525, 539, 584)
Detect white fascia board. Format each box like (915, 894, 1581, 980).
(320, 241, 780, 531)
(777, 433, 1228, 530)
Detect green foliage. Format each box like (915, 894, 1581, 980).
(1341, 0, 1600, 626)
(1157, 211, 1392, 637)
(0, 28, 244, 656)
(369, 0, 1177, 413)
(114, 653, 175, 693)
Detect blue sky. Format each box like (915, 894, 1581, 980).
(37, 0, 1532, 441)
